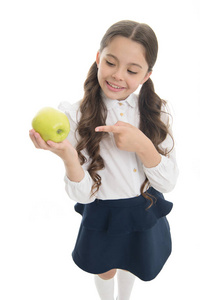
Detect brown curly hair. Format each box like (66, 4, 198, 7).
(76, 20, 173, 206)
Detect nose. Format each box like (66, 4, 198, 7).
(112, 68, 124, 81)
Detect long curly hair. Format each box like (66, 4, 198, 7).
(76, 20, 173, 206)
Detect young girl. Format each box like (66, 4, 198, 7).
(30, 20, 179, 300)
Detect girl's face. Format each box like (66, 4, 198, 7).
(96, 36, 152, 100)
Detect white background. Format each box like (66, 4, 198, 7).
(0, 0, 200, 299)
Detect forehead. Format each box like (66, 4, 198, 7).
(102, 36, 147, 66)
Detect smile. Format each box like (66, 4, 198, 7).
(106, 81, 125, 90)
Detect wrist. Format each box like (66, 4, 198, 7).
(63, 157, 85, 182)
(136, 137, 161, 168)
(62, 153, 79, 168)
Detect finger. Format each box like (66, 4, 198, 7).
(29, 130, 41, 149)
(95, 125, 121, 133)
(31, 131, 50, 150)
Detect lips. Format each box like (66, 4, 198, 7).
(106, 81, 125, 91)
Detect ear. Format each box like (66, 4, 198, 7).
(141, 71, 152, 85)
(96, 51, 100, 67)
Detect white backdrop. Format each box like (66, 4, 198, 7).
(0, 0, 199, 299)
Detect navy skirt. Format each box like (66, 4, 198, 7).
(72, 187, 173, 281)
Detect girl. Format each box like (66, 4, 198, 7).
(30, 20, 179, 300)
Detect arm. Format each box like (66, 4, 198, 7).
(29, 129, 85, 182)
(95, 121, 161, 168)
(29, 129, 95, 202)
(95, 121, 178, 193)
(134, 137, 161, 168)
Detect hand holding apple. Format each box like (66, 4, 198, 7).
(30, 128, 77, 159)
(32, 107, 70, 142)
(30, 107, 85, 182)
(30, 107, 76, 161)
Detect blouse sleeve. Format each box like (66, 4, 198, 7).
(58, 101, 96, 204)
(64, 171, 96, 203)
(143, 105, 179, 193)
(143, 150, 178, 193)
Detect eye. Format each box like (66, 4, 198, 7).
(106, 60, 115, 66)
(128, 70, 137, 75)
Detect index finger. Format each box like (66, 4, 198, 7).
(95, 125, 121, 133)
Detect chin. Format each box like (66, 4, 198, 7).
(103, 90, 126, 101)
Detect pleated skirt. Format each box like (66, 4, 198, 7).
(72, 187, 173, 281)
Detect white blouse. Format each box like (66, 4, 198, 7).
(58, 92, 179, 204)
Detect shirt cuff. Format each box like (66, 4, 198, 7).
(143, 155, 179, 193)
(64, 170, 96, 204)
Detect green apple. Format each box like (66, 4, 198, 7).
(32, 107, 70, 142)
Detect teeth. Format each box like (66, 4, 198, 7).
(108, 82, 122, 89)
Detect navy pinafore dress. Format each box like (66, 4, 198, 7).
(72, 187, 173, 281)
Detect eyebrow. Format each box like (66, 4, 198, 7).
(106, 54, 142, 69)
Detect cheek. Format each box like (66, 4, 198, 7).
(126, 78, 143, 93)
(97, 66, 106, 88)
(129, 74, 145, 87)
(98, 66, 109, 84)
(127, 78, 139, 89)
(98, 64, 107, 76)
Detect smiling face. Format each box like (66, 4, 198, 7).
(96, 36, 152, 100)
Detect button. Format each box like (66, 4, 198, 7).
(118, 103, 123, 106)
(120, 113, 124, 116)
(133, 168, 137, 172)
